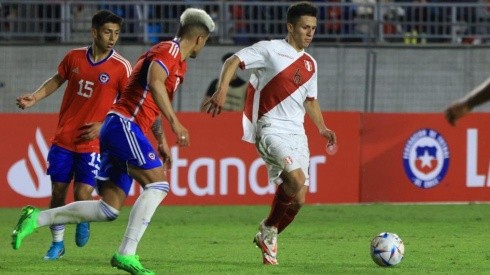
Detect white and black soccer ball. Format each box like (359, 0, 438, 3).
(370, 232, 405, 267)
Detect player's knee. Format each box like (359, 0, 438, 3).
(98, 200, 120, 221)
(73, 183, 95, 201)
(50, 185, 68, 204)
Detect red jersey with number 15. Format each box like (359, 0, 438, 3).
(110, 40, 187, 134)
(53, 46, 132, 153)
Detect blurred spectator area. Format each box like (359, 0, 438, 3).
(0, 1, 489, 45)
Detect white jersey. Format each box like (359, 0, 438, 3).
(235, 39, 318, 143)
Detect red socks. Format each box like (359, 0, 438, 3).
(264, 185, 294, 228)
(277, 207, 299, 234)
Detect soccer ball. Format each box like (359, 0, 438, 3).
(370, 232, 405, 267)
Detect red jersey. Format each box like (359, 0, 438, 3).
(53, 46, 131, 153)
(110, 40, 187, 134)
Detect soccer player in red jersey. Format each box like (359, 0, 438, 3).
(205, 2, 336, 265)
(12, 8, 214, 274)
(15, 10, 131, 260)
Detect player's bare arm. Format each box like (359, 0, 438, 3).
(151, 116, 172, 168)
(147, 61, 189, 147)
(304, 99, 336, 145)
(16, 73, 65, 109)
(445, 78, 490, 126)
(206, 55, 241, 117)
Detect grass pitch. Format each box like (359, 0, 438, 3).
(1, 204, 490, 274)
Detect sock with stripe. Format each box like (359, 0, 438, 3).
(118, 181, 169, 255)
(49, 224, 65, 242)
(37, 200, 120, 226)
(264, 184, 295, 228)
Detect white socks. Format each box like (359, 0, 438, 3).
(118, 182, 169, 255)
(37, 200, 119, 227)
(34, 181, 169, 256)
(49, 224, 65, 242)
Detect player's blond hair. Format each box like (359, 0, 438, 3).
(180, 8, 215, 33)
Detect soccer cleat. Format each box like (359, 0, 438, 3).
(110, 253, 155, 275)
(253, 220, 278, 265)
(75, 222, 90, 247)
(44, 241, 65, 260)
(12, 205, 40, 250)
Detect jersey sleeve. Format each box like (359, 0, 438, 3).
(57, 51, 72, 80)
(148, 47, 176, 77)
(235, 41, 269, 70)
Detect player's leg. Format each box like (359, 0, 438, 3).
(253, 133, 309, 264)
(111, 165, 167, 275)
(117, 164, 168, 256)
(11, 197, 121, 250)
(44, 182, 70, 260)
(11, 154, 123, 251)
(72, 151, 100, 247)
(265, 169, 305, 228)
(277, 185, 307, 234)
(43, 145, 74, 260)
(73, 182, 93, 247)
(253, 168, 305, 265)
(97, 114, 161, 274)
(275, 136, 310, 234)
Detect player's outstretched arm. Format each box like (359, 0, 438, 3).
(16, 73, 65, 110)
(205, 55, 241, 117)
(445, 77, 490, 126)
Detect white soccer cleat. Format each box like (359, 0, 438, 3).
(253, 220, 278, 265)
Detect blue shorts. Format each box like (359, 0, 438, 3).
(47, 144, 100, 186)
(96, 114, 162, 195)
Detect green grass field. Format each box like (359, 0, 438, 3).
(1, 204, 490, 274)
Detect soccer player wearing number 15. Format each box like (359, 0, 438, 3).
(15, 10, 131, 260)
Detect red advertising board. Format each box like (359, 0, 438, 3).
(2, 112, 488, 206)
(360, 113, 490, 202)
(0, 112, 361, 207)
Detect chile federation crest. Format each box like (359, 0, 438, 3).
(402, 128, 450, 189)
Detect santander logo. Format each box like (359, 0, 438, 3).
(7, 128, 52, 198)
(6, 127, 328, 199)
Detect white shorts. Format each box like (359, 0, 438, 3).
(255, 133, 310, 186)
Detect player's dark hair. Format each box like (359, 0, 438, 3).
(287, 2, 318, 25)
(92, 10, 123, 30)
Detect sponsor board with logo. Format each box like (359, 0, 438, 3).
(0, 112, 361, 207)
(1, 112, 488, 207)
(361, 113, 490, 202)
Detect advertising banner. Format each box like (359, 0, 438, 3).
(0, 112, 361, 207)
(3, 112, 487, 206)
(360, 113, 490, 203)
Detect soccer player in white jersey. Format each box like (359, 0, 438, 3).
(205, 1, 336, 265)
